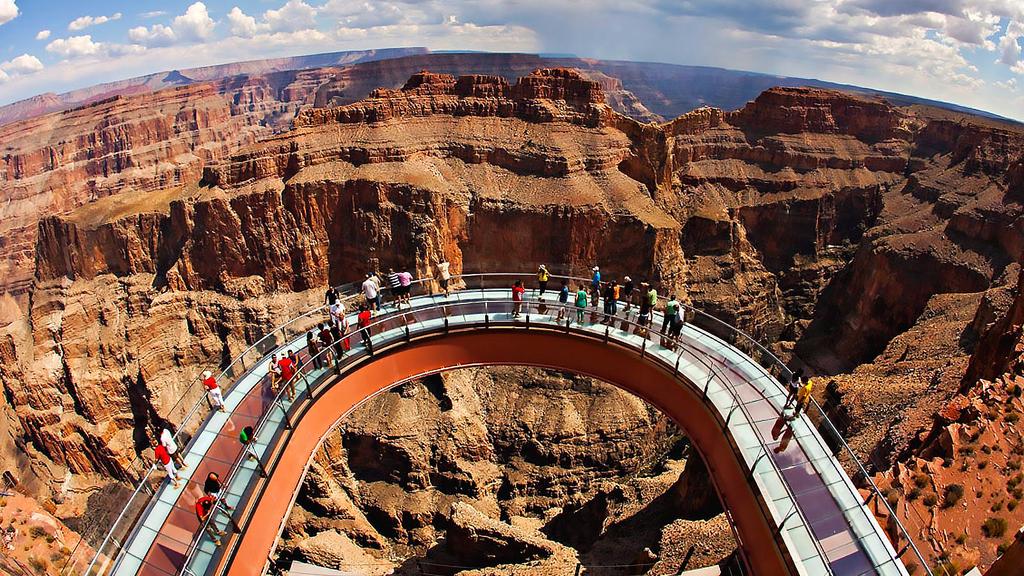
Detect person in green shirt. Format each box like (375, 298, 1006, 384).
(575, 285, 589, 323)
(662, 295, 678, 334)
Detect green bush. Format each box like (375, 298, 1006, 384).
(983, 517, 1008, 538)
(942, 484, 964, 508)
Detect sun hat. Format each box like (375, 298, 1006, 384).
(592, 266, 599, 271)
(202, 370, 212, 378)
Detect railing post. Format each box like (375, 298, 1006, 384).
(604, 325, 610, 343)
(444, 316, 449, 333)
(278, 402, 292, 430)
(673, 354, 680, 376)
(640, 339, 646, 359)
(525, 313, 530, 329)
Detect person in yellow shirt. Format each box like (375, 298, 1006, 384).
(537, 265, 550, 296)
(793, 377, 814, 418)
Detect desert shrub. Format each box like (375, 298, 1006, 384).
(1013, 487, 1024, 500)
(1008, 500, 1019, 511)
(943, 457, 953, 468)
(983, 517, 1008, 538)
(960, 445, 976, 456)
(980, 461, 989, 469)
(977, 490, 985, 498)
(922, 493, 938, 507)
(28, 526, 46, 539)
(1008, 459, 1022, 471)
(27, 557, 47, 575)
(1007, 413, 1020, 424)
(885, 490, 900, 507)
(943, 484, 964, 508)
(982, 444, 993, 454)
(932, 558, 960, 576)
(907, 487, 921, 501)
(992, 500, 1004, 511)
(913, 474, 930, 488)
(955, 532, 967, 545)
(1008, 473, 1024, 488)
(998, 541, 1012, 555)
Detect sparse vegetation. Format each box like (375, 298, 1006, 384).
(907, 487, 921, 501)
(1008, 459, 1022, 471)
(942, 484, 964, 508)
(1008, 499, 1018, 511)
(922, 493, 938, 507)
(954, 532, 967, 545)
(983, 516, 1008, 538)
(27, 556, 47, 574)
(981, 444, 992, 454)
(979, 460, 989, 469)
(998, 540, 1012, 555)
(992, 500, 1004, 511)
(886, 489, 900, 507)
(913, 474, 930, 489)
(28, 526, 46, 539)
(1007, 413, 1020, 424)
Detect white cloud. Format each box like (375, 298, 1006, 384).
(131, 3, 215, 47)
(45, 35, 103, 58)
(129, 24, 177, 47)
(2, 53, 43, 75)
(173, 2, 216, 41)
(0, 53, 44, 83)
(68, 12, 122, 31)
(0, 0, 17, 26)
(263, 0, 317, 33)
(995, 77, 1018, 90)
(35, 29, 50, 40)
(140, 11, 168, 19)
(227, 7, 259, 38)
(999, 20, 1023, 69)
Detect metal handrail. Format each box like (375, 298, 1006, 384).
(82, 271, 929, 576)
(180, 294, 899, 575)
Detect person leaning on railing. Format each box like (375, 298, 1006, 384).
(194, 493, 226, 546)
(203, 370, 226, 413)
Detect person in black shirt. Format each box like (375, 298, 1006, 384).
(324, 287, 339, 307)
(203, 472, 234, 511)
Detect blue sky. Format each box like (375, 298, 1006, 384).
(0, 0, 1022, 119)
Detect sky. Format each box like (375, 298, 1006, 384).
(0, 0, 1022, 120)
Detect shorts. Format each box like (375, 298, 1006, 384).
(440, 278, 450, 289)
(397, 285, 410, 296)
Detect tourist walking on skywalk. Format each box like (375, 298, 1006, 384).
(622, 276, 635, 313)
(362, 274, 380, 312)
(358, 305, 373, 351)
(791, 376, 814, 420)
(602, 279, 618, 322)
(590, 266, 601, 307)
(397, 269, 413, 307)
(436, 260, 451, 297)
(537, 265, 550, 296)
(278, 351, 297, 401)
(329, 297, 345, 325)
(154, 443, 181, 490)
(324, 285, 339, 308)
(512, 280, 526, 318)
(783, 368, 804, 409)
(662, 295, 679, 334)
(267, 354, 282, 396)
(307, 331, 323, 370)
(158, 424, 187, 470)
(195, 494, 226, 546)
(203, 472, 234, 512)
(317, 323, 334, 366)
(203, 370, 226, 413)
(575, 285, 588, 323)
(557, 280, 570, 321)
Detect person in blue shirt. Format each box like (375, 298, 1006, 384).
(591, 266, 601, 307)
(557, 280, 570, 321)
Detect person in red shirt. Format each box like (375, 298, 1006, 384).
(203, 370, 226, 412)
(154, 444, 181, 489)
(195, 494, 227, 546)
(277, 353, 296, 401)
(511, 280, 526, 318)
(357, 305, 373, 352)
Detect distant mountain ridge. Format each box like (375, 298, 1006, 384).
(0, 47, 428, 126)
(0, 47, 1016, 127)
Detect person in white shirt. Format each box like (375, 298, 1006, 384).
(436, 261, 451, 296)
(361, 275, 380, 311)
(159, 426, 187, 469)
(329, 299, 345, 323)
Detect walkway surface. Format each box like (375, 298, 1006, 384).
(98, 286, 908, 576)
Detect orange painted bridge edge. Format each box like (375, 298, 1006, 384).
(224, 330, 793, 576)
